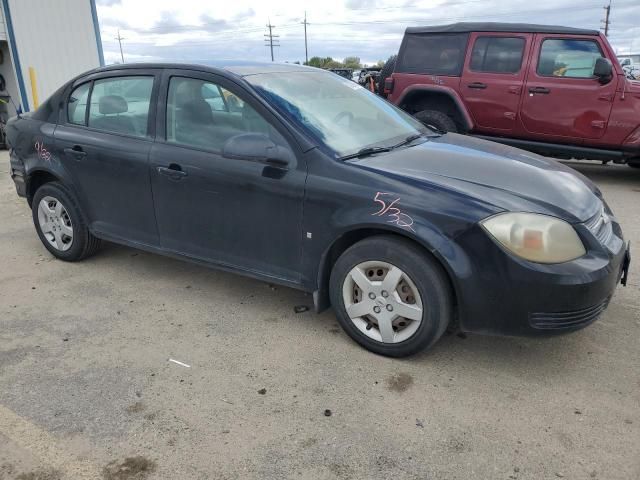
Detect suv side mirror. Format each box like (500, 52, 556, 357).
(222, 133, 291, 167)
(593, 57, 613, 84)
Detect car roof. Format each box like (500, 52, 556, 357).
(405, 22, 600, 36)
(82, 61, 318, 79)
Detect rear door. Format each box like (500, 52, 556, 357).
(149, 70, 307, 283)
(461, 32, 530, 133)
(520, 35, 617, 140)
(54, 70, 160, 246)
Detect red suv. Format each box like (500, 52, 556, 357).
(384, 23, 640, 168)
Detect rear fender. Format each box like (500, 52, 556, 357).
(396, 85, 474, 131)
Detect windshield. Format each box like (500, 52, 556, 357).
(245, 71, 428, 158)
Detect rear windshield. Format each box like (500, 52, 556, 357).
(396, 33, 469, 75)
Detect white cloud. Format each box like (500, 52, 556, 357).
(96, 0, 640, 65)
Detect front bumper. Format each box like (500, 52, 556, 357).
(452, 224, 629, 337)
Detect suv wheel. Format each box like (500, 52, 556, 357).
(414, 109, 457, 133)
(627, 159, 640, 169)
(330, 236, 452, 357)
(32, 182, 101, 261)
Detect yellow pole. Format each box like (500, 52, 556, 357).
(29, 67, 39, 109)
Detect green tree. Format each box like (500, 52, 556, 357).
(343, 56, 362, 68)
(375, 60, 385, 68)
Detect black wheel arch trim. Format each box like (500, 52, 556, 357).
(395, 84, 474, 132)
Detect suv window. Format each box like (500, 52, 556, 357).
(397, 33, 468, 75)
(87, 76, 154, 137)
(68, 82, 90, 125)
(166, 77, 278, 152)
(470, 36, 525, 73)
(537, 39, 603, 78)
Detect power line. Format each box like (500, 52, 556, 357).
(264, 19, 279, 62)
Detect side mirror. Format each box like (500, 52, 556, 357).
(222, 133, 291, 167)
(593, 57, 613, 84)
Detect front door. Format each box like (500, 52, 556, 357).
(149, 71, 306, 283)
(460, 32, 529, 133)
(54, 71, 160, 246)
(520, 35, 617, 140)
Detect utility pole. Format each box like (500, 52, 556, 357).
(601, 1, 611, 37)
(116, 29, 125, 63)
(264, 19, 279, 62)
(301, 11, 309, 65)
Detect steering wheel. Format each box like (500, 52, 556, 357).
(333, 111, 354, 125)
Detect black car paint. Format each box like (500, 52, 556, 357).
(7, 63, 628, 337)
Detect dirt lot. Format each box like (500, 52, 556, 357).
(0, 153, 638, 480)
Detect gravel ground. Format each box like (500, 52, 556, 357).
(0, 153, 638, 480)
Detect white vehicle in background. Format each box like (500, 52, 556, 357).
(619, 57, 640, 79)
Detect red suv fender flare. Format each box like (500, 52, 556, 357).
(395, 84, 474, 132)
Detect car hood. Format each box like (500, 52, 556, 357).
(351, 133, 601, 223)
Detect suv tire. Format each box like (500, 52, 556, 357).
(329, 235, 452, 357)
(377, 55, 397, 97)
(32, 182, 102, 261)
(414, 109, 457, 133)
(627, 159, 640, 169)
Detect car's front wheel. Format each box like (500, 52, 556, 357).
(32, 182, 101, 261)
(330, 236, 452, 357)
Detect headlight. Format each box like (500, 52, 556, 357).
(480, 212, 586, 264)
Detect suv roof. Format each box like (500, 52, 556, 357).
(405, 22, 600, 36)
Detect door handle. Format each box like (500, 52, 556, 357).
(157, 164, 187, 180)
(467, 82, 487, 89)
(529, 86, 550, 94)
(63, 145, 87, 160)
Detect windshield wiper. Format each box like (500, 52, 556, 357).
(339, 146, 392, 161)
(391, 133, 423, 148)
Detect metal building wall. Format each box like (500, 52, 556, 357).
(3, 0, 103, 111)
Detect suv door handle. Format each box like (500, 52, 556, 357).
(529, 86, 550, 94)
(63, 145, 87, 160)
(467, 82, 487, 89)
(157, 164, 187, 180)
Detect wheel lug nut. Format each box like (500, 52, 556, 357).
(373, 306, 381, 314)
(368, 292, 376, 300)
(386, 304, 393, 312)
(381, 290, 388, 298)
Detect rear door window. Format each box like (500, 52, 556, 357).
(396, 33, 468, 75)
(68, 82, 90, 125)
(87, 76, 154, 137)
(470, 36, 526, 73)
(537, 39, 603, 78)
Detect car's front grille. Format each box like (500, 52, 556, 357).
(529, 297, 610, 330)
(584, 206, 613, 246)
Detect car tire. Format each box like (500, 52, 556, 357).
(329, 235, 452, 357)
(377, 55, 397, 97)
(32, 182, 101, 261)
(414, 109, 458, 133)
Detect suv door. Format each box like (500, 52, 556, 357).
(54, 70, 160, 246)
(520, 35, 617, 140)
(461, 32, 530, 133)
(149, 70, 306, 283)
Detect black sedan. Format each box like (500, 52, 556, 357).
(7, 62, 630, 357)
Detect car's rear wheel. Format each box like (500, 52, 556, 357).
(330, 236, 452, 357)
(32, 182, 101, 261)
(414, 109, 458, 134)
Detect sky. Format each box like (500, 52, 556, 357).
(95, 0, 640, 66)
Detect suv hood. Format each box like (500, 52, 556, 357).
(351, 133, 601, 223)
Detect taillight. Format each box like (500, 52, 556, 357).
(384, 77, 394, 95)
